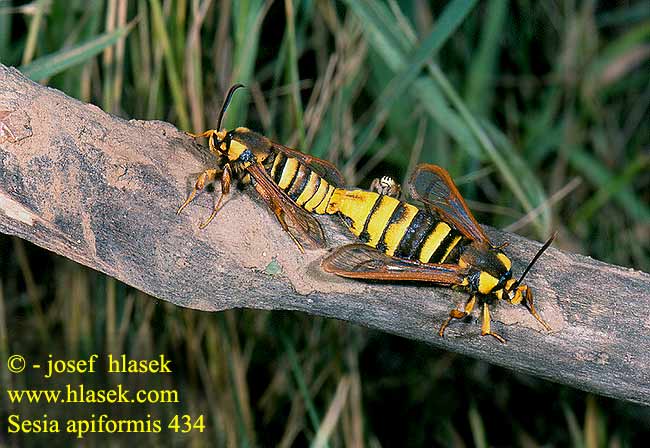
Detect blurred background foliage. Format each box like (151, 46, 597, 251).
(1, 0, 649, 446)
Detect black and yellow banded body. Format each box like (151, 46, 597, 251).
(321, 163, 555, 343)
(322, 183, 521, 299)
(324, 189, 467, 265)
(261, 148, 337, 215)
(179, 116, 345, 250)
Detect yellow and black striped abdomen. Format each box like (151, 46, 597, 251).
(327, 189, 466, 264)
(264, 150, 336, 214)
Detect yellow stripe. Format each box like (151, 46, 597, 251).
(278, 157, 299, 189)
(295, 172, 320, 206)
(365, 196, 399, 246)
(325, 189, 381, 234)
(286, 164, 309, 198)
(440, 235, 462, 262)
(228, 140, 247, 159)
(304, 179, 330, 212)
(478, 272, 499, 294)
(418, 222, 452, 263)
(270, 153, 284, 180)
(383, 203, 418, 256)
(314, 185, 336, 214)
(497, 253, 512, 270)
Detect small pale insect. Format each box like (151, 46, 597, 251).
(370, 176, 401, 198)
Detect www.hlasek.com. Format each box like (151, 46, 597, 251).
(6, 384, 179, 404)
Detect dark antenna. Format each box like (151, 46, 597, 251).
(509, 231, 557, 291)
(217, 83, 246, 131)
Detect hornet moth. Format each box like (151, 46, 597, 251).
(321, 165, 555, 343)
(177, 84, 345, 252)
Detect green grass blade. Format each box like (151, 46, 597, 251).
(583, 21, 650, 100)
(348, 0, 483, 162)
(284, 0, 306, 149)
(597, 3, 650, 27)
(149, 0, 189, 128)
(345, 0, 409, 67)
(386, 0, 479, 95)
(483, 119, 550, 232)
(465, 0, 508, 114)
(20, 24, 133, 81)
(227, 0, 269, 128)
(562, 401, 585, 448)
(21, 0, 47, 65)
(281, 332, 322, 443)
(0, 0, 12, 63)
(468, 403, 488, 448)
(569, 150, 650, 224)
(412, 77, 483, 160)
(427, 63, 546, 233)
(348, 0, 546, 232)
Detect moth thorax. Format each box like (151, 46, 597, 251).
(477, 271, 500, 295)
(460, 243, 512, 295)
(227, 140, 248, 161)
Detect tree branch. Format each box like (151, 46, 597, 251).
(2, 63, 649, 405)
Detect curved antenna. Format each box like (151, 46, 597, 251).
(217, 83, 246, 131)
(509, 231, 557, 291)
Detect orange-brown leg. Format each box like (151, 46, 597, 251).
(481, 303, 506, 343)
(187, 129, 219, 152)
(198, 164, 232, 229)
(438, 295, 477, 337)
(522, 287, 552, 331)
(177, 168, 220, 215)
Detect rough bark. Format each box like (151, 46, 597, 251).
(1, 64, 650, 405)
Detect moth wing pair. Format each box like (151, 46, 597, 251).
(408, 164, 490, 245)
(321, 243, 468, 283)
(323, 164, 492, 280)
(246, 142, 344, 251)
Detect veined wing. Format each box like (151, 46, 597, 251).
(408, 164, 490, 244)
(247, 162, 326, 249)
(271, 141, 345, 187)
(322, 244, 469, 284)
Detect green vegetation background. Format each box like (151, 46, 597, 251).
(1, 0, 649, 446)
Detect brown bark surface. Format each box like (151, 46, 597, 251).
(2, 64, 650, 405)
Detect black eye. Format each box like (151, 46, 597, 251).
(497, 270, 512, 290)
(220, 131, 233, 149)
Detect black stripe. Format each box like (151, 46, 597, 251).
(358, 194, 383, 243)
(394, 210, 437, 260)
(427, 227, 462, 263)
(263, 151, 277, 173)
(272, 152, 287, 184)
(376, 202, 407, 253)
(443, 240, 468, 265)
(288, 166, 312, 200)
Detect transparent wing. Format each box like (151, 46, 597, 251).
(408, 164, 490, 244)
(322, 244, 468, 284)
(247, 162, 326, 249)
(271, 142, 345, 187)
